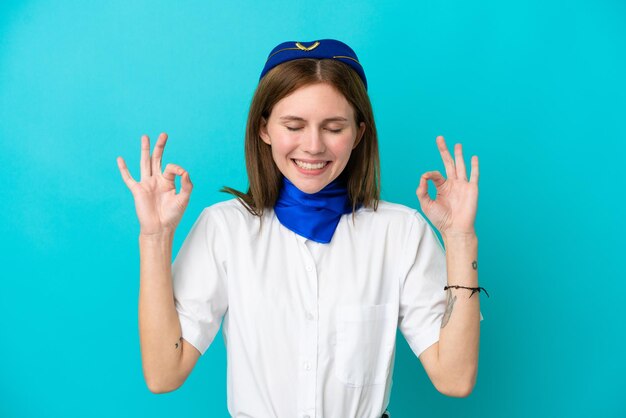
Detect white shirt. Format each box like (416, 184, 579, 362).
(172, 198, 484, 418)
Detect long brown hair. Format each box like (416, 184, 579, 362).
(220, 58, 380, 222)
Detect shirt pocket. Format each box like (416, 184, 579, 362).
(334, 302, 397, 387)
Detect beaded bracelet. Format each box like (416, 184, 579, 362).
(444, 285, 490, 299)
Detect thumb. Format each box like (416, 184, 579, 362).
(179, 170, 193, 197)
(416, 175, 433, 207)
(163, 163, 185, 182)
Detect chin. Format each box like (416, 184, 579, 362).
(287, 176, 331, 194)
(294, 182, 326, 194)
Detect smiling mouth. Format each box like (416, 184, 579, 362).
(292, 159, 330, 170)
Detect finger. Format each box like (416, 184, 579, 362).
(436, 136, 457, 180)
(469, 155, 479, 184)
(117, 156, 138, 189)
(151, 132, 168, 175)
(163, 163, 186, 183)
(140, 134, 151, 180)
(179, 170, 193, 197)
(415, 175, 433, 206)
(423, 170, 446, 189)
(454, 143, 467, 181)
(416, 171, 445, 207)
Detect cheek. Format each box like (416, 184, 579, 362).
(332, 135, 357, 158)
(268, 136, 294, 159)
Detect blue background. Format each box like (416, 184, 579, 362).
(1, 1, 624, 417)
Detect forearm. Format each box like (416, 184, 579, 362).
(438, 232, 481, 396)
(138, 230, 184, 393)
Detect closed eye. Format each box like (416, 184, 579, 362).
(286, 127, 343, 133)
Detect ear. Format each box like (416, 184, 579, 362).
(259, 117, 271, 145)
(353, 122, 366, 149)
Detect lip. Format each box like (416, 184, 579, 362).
(292, 158, 330, 163)
(291, 159, 332, 175)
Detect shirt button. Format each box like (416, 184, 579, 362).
(303, 415, 310, 418)
(304, 361, 311, 370)
(305, 265, 313, 272)
(306, 312, 314, 320)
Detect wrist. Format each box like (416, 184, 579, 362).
(139, 229, 175, 242)
(442, 230, 477, 243)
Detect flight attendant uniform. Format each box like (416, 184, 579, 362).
(172, 37, 485, 418)
(171, 198, 484, 418)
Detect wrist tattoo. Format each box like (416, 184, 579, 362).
(441, 288, 456, 328)
(175, 336, 183, 349)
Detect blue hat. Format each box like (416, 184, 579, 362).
(259, 39, 368, 90)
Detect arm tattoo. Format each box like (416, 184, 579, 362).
(472, 260, 478, 270)
(441, 288, 456, 328)
(175, 336, 183, 349)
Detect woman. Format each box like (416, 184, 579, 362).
(117, 39, 486, 418)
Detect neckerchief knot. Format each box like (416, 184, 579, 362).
(274, 176, 356, 244)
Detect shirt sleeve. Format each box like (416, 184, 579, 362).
(397, 211, 484, 359)
(171, 207, 228, 356)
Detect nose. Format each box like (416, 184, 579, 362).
(302, 127, 326, 154)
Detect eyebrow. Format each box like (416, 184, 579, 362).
(278, 115, 349, 123)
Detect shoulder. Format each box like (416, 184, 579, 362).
(357, 199, 429, 228)
(198, 198, 268, 237)
(201, 198, 260, 220)
(355, 200, 439, 252)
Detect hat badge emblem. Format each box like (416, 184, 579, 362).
(295, 41, 320, 51)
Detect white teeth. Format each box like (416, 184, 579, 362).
(294, 159, 328, 170)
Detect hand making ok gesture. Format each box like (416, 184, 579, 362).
(416, 135, 479, 238)
(116, 133, 193, 236)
